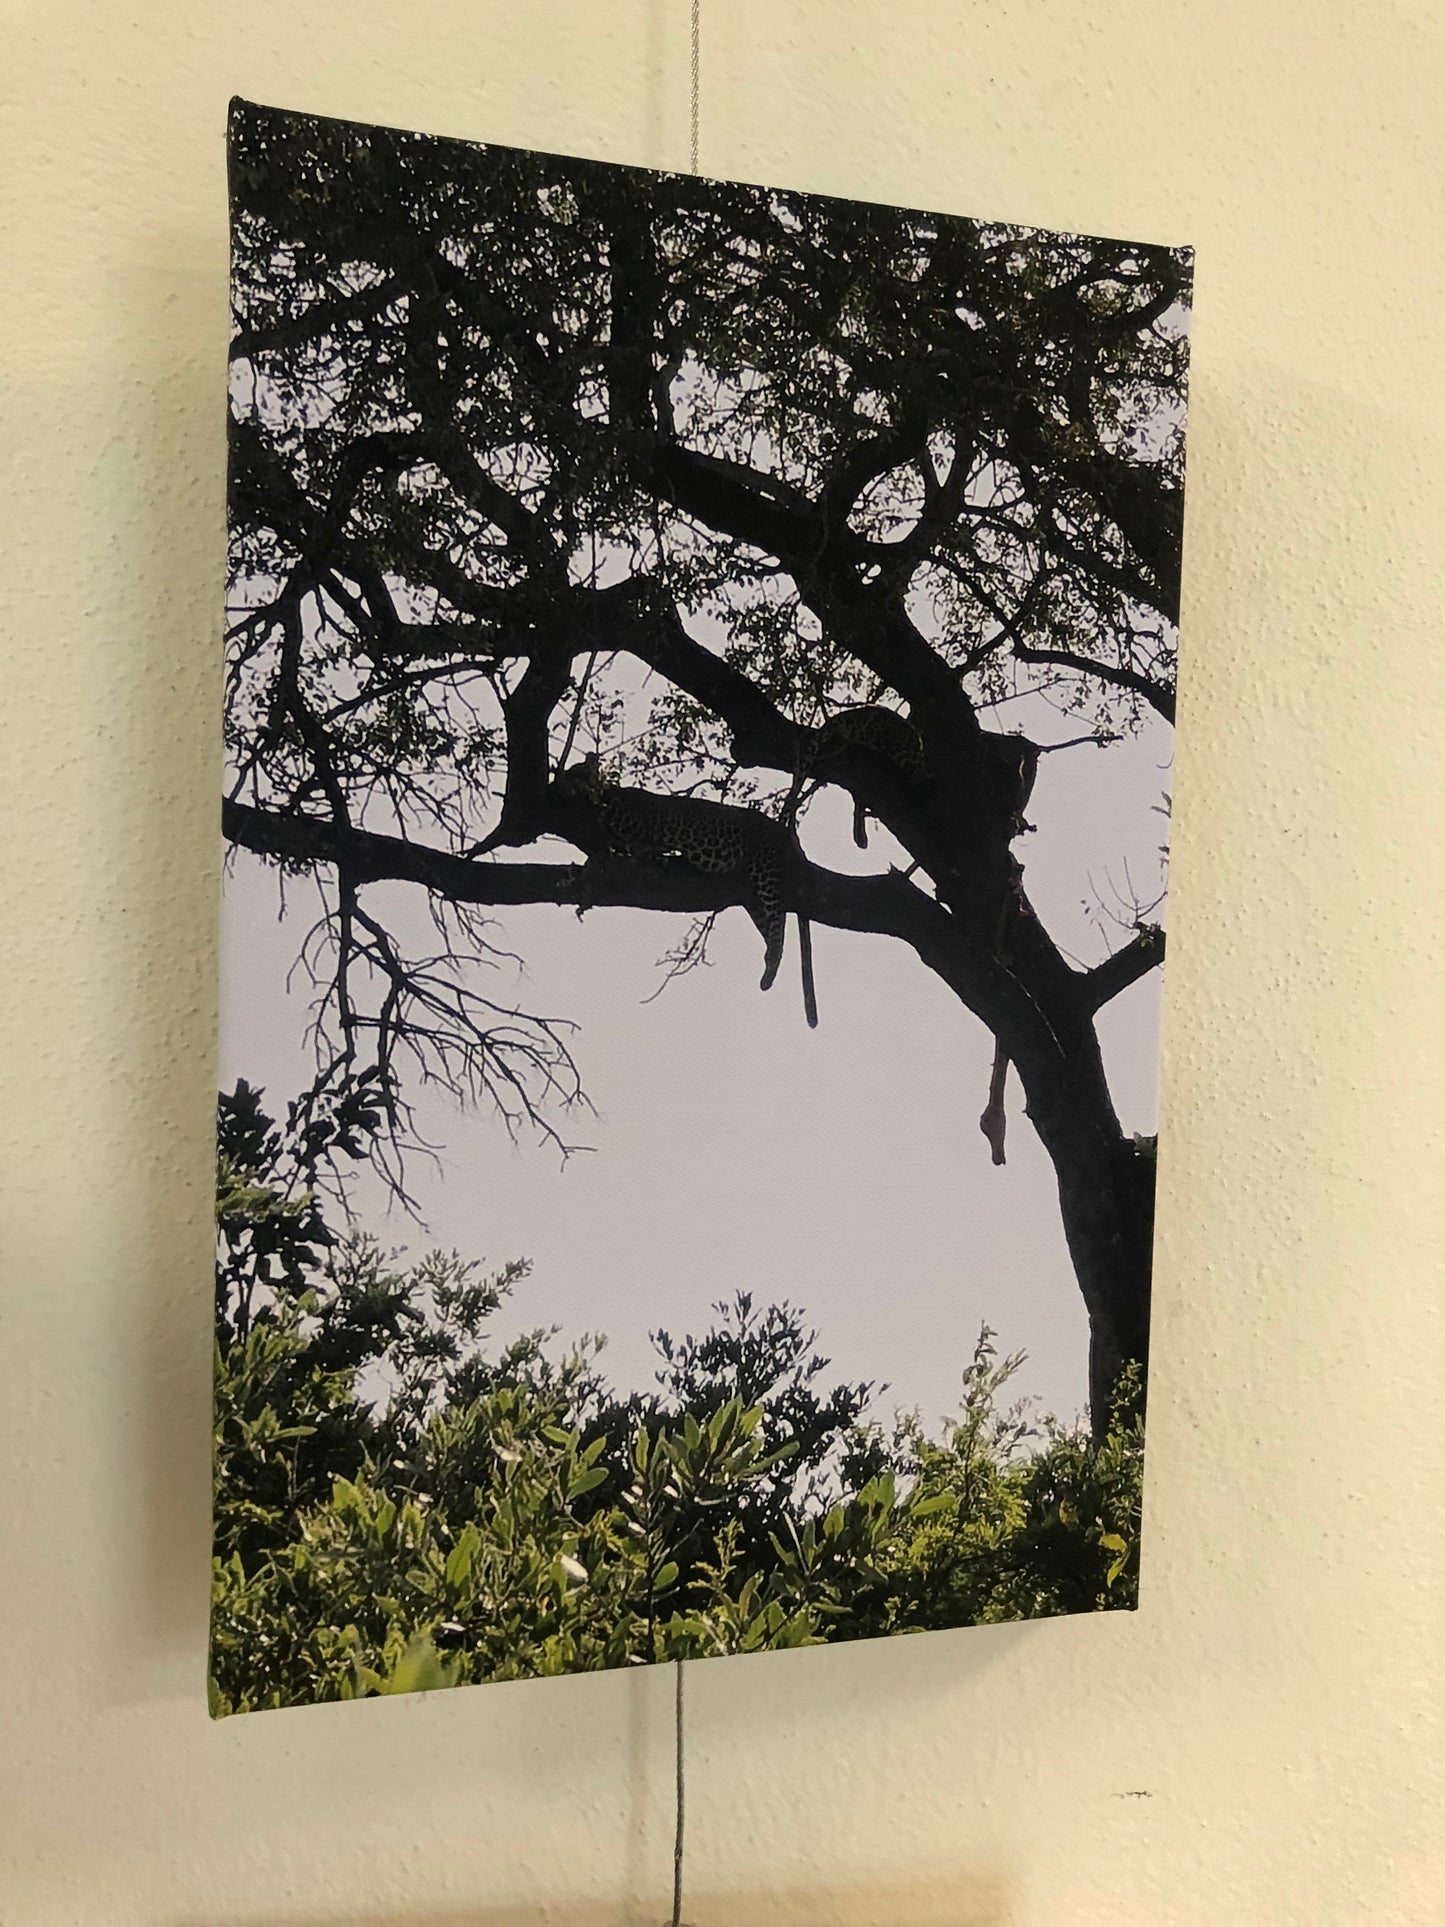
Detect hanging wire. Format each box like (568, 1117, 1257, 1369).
(671, 1658, 687, 1926)
(675, 14, 700, 1919)
(689, 0, 701, 175)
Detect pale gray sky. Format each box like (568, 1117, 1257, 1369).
(221, 697, 1169, 1431)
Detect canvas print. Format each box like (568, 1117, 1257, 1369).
(212, 98, 1191, 1714)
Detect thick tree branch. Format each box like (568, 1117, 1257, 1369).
(1012, 639, 1176, 725)
(1082, 925, 1166, 1012)
(476, 639, 574, 851)
(321, 568, 513, 661)
(653, 444, 823, 568)
(427, 432, 547, 556)
(223, 798, 965, 969)
(597, 581, 803, 771)
(229, 272, 409, 365)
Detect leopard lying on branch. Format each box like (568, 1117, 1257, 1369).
(783, 704, 927, 850)
(553, 755, 818, 1029)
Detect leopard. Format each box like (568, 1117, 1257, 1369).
(789, 703, 926, 848)
(813, 704, 926, 773)
(555, 755, 818, 1028)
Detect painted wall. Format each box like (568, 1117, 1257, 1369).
(3, 3, 1442, 1921)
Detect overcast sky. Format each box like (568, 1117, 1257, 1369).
(221, 692, 1170, 1432)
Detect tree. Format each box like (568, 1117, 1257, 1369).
(222, 100, 1190, 1425)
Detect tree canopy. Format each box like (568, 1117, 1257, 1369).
(223, 99, 1191, 1424)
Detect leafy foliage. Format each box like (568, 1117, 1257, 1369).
(211, 1087, 1144, 1714)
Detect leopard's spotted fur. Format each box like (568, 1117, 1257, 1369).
(813, 705, 925, 774)
(557, 756, 818, 1027)
(795, 704, 925, 848)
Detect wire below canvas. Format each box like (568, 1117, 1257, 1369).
(672, 1658, 687, 1927)
(677, 0, 697, 1853)
(689, 0, 701, 174)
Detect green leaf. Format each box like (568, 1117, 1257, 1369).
(568, 1465, 610, 1500)
(910, 1491, 957, 1519)
(444, 1521, 481, 1592)
(1100, 1530, 1131, 1588)
(377, 1635, 456, 1697)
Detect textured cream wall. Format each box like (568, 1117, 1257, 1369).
(3, 3, 1443, 1922)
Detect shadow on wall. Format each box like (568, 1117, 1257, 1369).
(165, 1866, 1016, 1927)
(112, 227, 228, 1703)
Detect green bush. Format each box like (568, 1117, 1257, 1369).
(210, 1084, 1143, 1714)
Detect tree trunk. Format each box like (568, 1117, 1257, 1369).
(994, 981, 1154, 1432)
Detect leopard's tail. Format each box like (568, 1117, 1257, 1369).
(756, 908, 817, 1028)
(797, 914, 818, 1029)
(758, 913, 785, 996)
